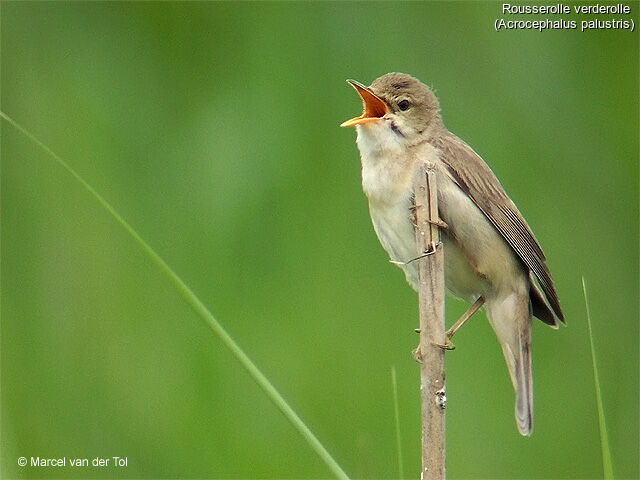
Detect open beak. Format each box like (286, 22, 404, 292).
(340, 80, 388, 128)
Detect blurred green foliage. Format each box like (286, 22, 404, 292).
(2, 2, 638, 479)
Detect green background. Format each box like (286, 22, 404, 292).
(2, 2, 638, 479)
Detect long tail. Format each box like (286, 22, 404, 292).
(486, 291, 533, 436)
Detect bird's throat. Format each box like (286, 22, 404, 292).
(356, 123, 415, 206)
(355, 121, 405, 162)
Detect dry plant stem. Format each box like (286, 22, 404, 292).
(413, 162, 446, 480)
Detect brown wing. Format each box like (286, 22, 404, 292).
(434, 132, 564, 322)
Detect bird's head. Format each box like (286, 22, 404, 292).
(341, 73, 441, 142)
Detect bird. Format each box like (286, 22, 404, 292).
(341, 72, 564, 435)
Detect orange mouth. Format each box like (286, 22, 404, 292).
(340, 80, 388, 127)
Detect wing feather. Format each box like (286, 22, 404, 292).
(433, 133, 564, 322)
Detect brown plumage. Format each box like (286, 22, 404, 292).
(432, 131, 564, 326)
(343, 72, 564, 435)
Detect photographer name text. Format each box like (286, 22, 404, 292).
(18, 456, 128, 468)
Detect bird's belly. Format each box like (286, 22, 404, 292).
(441, 233, 489, 303)
(368, 171, 521, 303)
(369, 195, 489, 301)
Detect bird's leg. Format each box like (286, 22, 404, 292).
(437, 296, 485, 350)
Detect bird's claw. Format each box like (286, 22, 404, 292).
(428, 218, 448, 230)
(436, 335, 456, 350)
(412, 346, 423, 363)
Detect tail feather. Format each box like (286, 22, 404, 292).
(486, 291, 533, 436)
(502, 340, 533, 435)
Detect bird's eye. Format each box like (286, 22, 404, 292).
(398, 100, 410, 111)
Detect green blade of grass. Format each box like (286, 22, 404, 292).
(582, 276, 614, 479)
(1, 111, 350, 480)
(391, 366, 404, 480)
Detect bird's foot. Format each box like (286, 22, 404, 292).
(415, 328, 455, 351)
(412, 346, 423, 363)
(436, 332, 456, 350)
(428, 218, 448, 230)
(409, 204, 448, 230)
